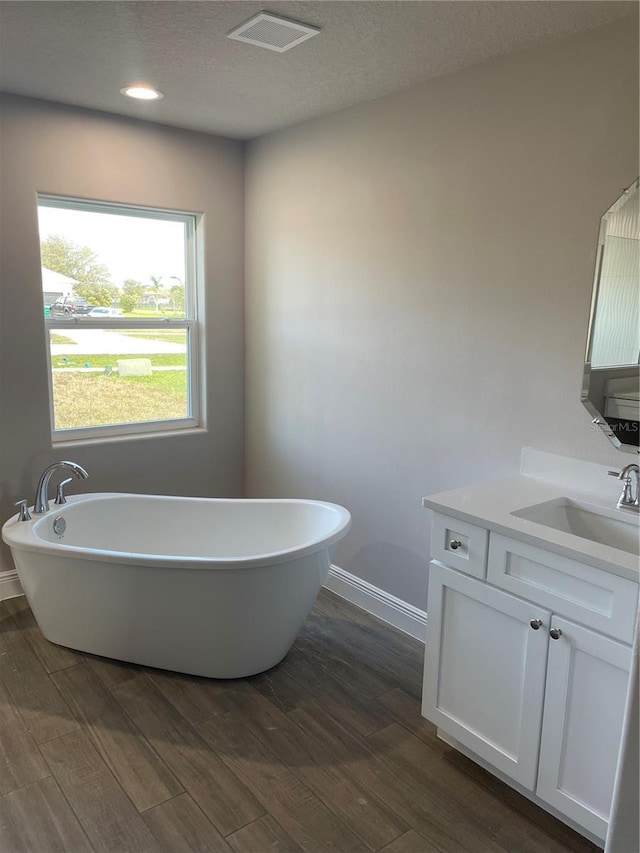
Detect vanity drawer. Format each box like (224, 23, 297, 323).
(431, 513, 488, 578)
(487, 533, 638, 643)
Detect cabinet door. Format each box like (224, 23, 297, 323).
(537, 617, 632, 840)
(422, 562, 551, 789)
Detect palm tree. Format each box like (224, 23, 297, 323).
(169, 276, 185, 314)
(147, 275, 164, 312)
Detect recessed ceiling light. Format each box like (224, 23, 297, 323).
(120, 84, 163, 101)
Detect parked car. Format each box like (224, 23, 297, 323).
(85, 307, 122, 317)
(49, 297, 95, 317)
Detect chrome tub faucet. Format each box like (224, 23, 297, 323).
(33, 461, 89, 514)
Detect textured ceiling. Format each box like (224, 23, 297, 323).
(0, 1, 636, 140)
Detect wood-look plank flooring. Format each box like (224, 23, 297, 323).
(0, 590, 601, 853)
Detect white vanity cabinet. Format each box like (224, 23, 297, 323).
(536, 616, 631, 839)
(422, 512, 637, 844)
(423, 562, 552, 788)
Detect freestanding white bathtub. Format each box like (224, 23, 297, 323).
(2, 493, 351, 678)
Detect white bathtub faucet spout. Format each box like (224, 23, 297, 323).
(33, 461, 89, 514)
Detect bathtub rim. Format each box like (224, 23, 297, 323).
(2, 492, 352, 570)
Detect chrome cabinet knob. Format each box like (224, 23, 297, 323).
(549, 627, 563, 640)
(449, 539, 462, 550)
(530, 619, 543, 630)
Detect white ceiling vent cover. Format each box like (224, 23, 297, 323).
(227, 12, 319, 53)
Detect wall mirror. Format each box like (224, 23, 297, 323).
(582, 178, 639, 452)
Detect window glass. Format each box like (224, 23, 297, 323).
(38, 197, 199, 440)
(49, 329, 190, 431)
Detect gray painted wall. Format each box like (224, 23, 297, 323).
(245, 20, 639, 608)
(0, 95, 245, 572)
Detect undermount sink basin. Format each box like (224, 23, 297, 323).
(511, 498, 640, 556)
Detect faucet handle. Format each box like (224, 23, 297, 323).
(54, 477, 74, 505)
(14, 499, 32, 521)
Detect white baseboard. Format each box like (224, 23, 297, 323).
(324, 564, 426, 642)
(0, 570, 23, 601)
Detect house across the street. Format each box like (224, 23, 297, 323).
(41, 266, 77, 307)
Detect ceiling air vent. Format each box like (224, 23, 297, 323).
(227, 11, 319, 53)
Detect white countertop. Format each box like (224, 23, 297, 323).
(423, 474, 639, 582)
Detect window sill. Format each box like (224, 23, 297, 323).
(53, 424, 208, 448)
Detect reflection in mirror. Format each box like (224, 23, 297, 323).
(582, 179, 639, 452)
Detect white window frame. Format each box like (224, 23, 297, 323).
(39, 194, 202, 443)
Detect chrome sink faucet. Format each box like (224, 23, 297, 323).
(612, 463, 639, 513)
(33, 461, 89, 513)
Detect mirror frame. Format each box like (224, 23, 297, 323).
(581, 178, 639, 454)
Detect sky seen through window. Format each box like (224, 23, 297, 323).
(37, 205, 186, 286)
